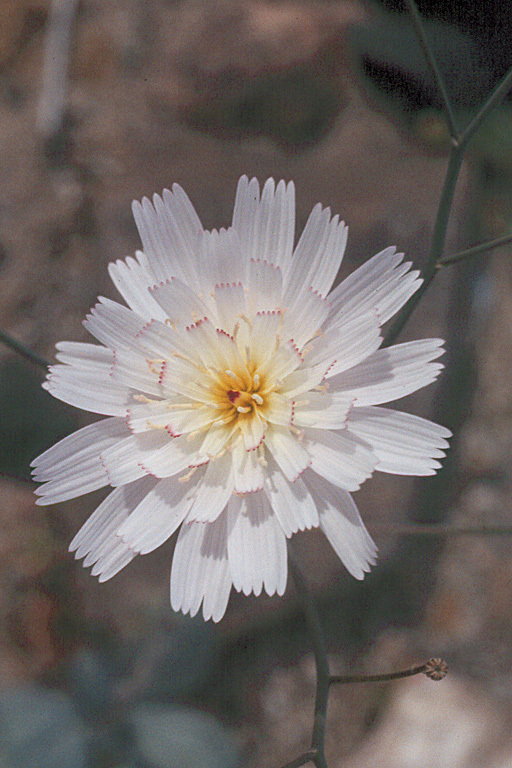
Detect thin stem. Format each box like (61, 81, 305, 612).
(278, 752, 316, 768)
(289, 554, 330, 768)
(330, 658, 447, 685)
(331, 663, 426, 685)
(383, 148, 464, 346)
(439, 232, 512, 266)
(404, 0, 459, 140)
(459, 66, 512, 151)
(369, 523, 512, 537)
(0, 330, 50, 370)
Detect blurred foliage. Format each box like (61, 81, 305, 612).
(0, 357, 79, 480)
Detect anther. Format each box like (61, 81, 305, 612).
(252, 393, 264, 405)
(237, 406, 251, 413)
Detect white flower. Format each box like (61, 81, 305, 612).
(32, 176, 450, 621)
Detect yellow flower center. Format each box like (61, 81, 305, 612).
(211, 367, 270, 426)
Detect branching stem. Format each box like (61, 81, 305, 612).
(0, 330, 49, 370)
(289, 554, 330, 768)
(439, 233, 512, 266)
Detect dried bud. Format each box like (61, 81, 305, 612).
(424, 658, 448, 681)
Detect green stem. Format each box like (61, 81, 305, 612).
(404, 0, 459, 140)
(383, 148, 464, 346)
(330, 662, 427, 685)
(0, 329, 49, 370)
(289, 554, 330, 768)
(278, 752, 316, 768)
(370, 523, 512, 537)
(439, 232, 512, 266)
(459, 67, 512, 151)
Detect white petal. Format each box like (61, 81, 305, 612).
(263, 456, 319, 536)
(171, 512, 232, 622)
(232, 176, 295, 273)
(43, 346, 129, 416)
(54, 341, 111, 368)
(305, 470, 377, 579)
(265, 392, 294, 428)
(99, 430, 201, 485)
(199, 227, 247, 289)
(182, 318, 245, 376)
(108, 252, 167, 322)
(132, 186, 203, 288)
(131, 317, 190, 360)
(282, 287, 330, 349)
(116, 475, 200, 554)
(199, 422, 238, 459)
(305, 428, 377, 491)
(327, 247, 422, 325)
(227, 492, 287, 597)
(186, 452, 234, 523)
(245, 259, 283, 316)
(83, 297, 146, 349)
(347, 406, 451, 475)
(250, 314, 302, 379)
(306, 309, 382, 377)
(213, 282, 247, 335)
(140, 433, 208, 479)
(281, 360, 333, 399)
(33, 418, 131, 504)
(149, 277, 210, 327)
(127, 400, 216, 436)
(265, 425, 311, 482)
(285, 204, 347, 298)
(111, 349, 164, 398)
(238, 412, 266, 451)
(231, 443, 265, 493)
(293, 391, 353, 430)
(70, 476, 157, 580)
(329, 339, 445, 405)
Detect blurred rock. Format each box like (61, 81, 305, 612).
(116, 614, 218, 703)
(130, 704, 240, 768)
(0, 685, 88, 768)
(66, 646, 114, 720)
(0, 479, 79, 682)
(341, 674, 512, 768)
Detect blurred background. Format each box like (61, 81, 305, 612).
(1, 0, 512, 766)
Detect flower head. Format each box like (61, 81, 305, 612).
(32, 176, 450, 621)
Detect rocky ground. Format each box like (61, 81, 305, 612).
(1, 1, 512, 767)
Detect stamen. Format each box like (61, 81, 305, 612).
(237, 405, 251, 413)
(178, 467, 198, 483)
(253, 373, 260, 387)
(133, 394, 159, 404)
(225, 370, 237, 380)
(252, 393, 264, 405)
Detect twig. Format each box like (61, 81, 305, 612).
(289, 553, 330, 768)
(37, 0, 80, 140)
(278, 752, 316, 768)
(369, 523, 512, 537)
(404, 0, 459, 140)
(459, 67, 512, 151)
(0, 330, 49, 370)
(438, 232, 512, 266)
(384, 148, 464, 346)
(330, 658, 447, 685)
(382, 29, 512, 346)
